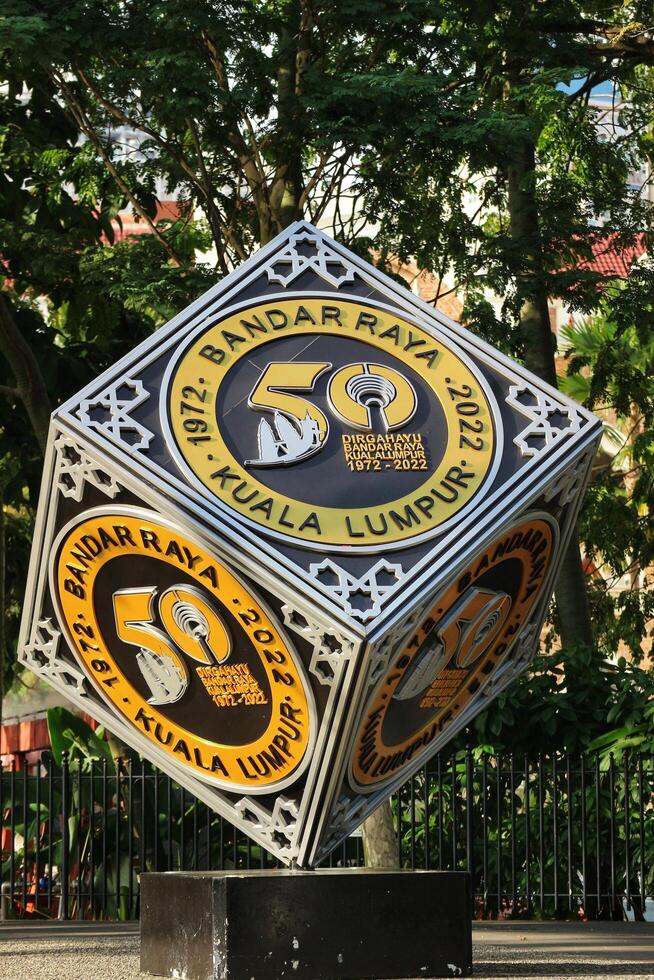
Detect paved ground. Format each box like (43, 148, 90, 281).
(0, 921, 652, 979)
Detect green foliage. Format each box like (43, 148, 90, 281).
(396, 751, 654, 919)
(46, 707, 113, 769)
(2, 504, 33, 693)
(561, 279, 654, 662)
(336, 2, 654, 338)
(462, 643, 654, 758)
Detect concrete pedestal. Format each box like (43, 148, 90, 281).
(140, 868, 472, 979)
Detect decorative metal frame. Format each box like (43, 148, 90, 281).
(77, 377, 154, 451)
(507, 385, 583, 458)
(264, 230, 357, 289)
(307, 558, 405, 624)
(19, 222, 603, 866)
(22, 618, 88, 696)
(54, 434, 121, 502)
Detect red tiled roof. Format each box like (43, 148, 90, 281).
(576, 233, 646, 278)
(112, 200, 182, 241)
(382, 255, 464, 322)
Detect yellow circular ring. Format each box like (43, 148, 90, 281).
(166, 298, 497, 548)
(52, 510, 313, 790)
(350, 515, 556, 790)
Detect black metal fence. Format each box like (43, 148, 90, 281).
(2, 751, 652, 921)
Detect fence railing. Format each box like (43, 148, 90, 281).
(395, 751, 654, 920)
(2, 751, 652, 921)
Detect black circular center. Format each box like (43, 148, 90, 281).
(216, 333, 448, 509)
(93, 555, 273, 745)
(379, 556, 523, 747)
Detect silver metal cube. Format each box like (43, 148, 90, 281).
(19, 222, 601, 866)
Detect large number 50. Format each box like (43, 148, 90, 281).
(247, 360, 417, 467)
(113, 585, 231, 705)
(393, 587, 511, 703)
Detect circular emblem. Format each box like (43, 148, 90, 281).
(163, 297, 499, 550)
(350, 515, 558, 791)
(50, 507, 314, 792)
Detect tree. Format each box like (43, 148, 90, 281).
(3, 0, 378, 263)
(562, 269, 654, 660)
(319, 1, 654, 658)
(0, 45, 211, 684)
(2, 0, 418, 869)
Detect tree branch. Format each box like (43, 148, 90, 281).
(199, 30, 277, 241)
(299, 148, 343, 212)
(77, 64, 254, 260)
(566, 71, 614, 103)
(588, 39, 654, 61)
(185, 120, 228, 270)
(51, 71, 182, 264)
(76, 66, 227, 210)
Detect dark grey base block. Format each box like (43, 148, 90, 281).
(140, 868, 472, 979)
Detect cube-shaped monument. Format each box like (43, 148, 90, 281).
(19, 222, 601, 866)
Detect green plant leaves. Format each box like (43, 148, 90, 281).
(46, 707, 113, 768)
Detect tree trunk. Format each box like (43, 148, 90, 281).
(506, 136, 594, 651)
(272, 0, 307, 230)
(554, 527, 593, 650)
(0, 295, 52, 452)
(361, 800, 399, 868)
